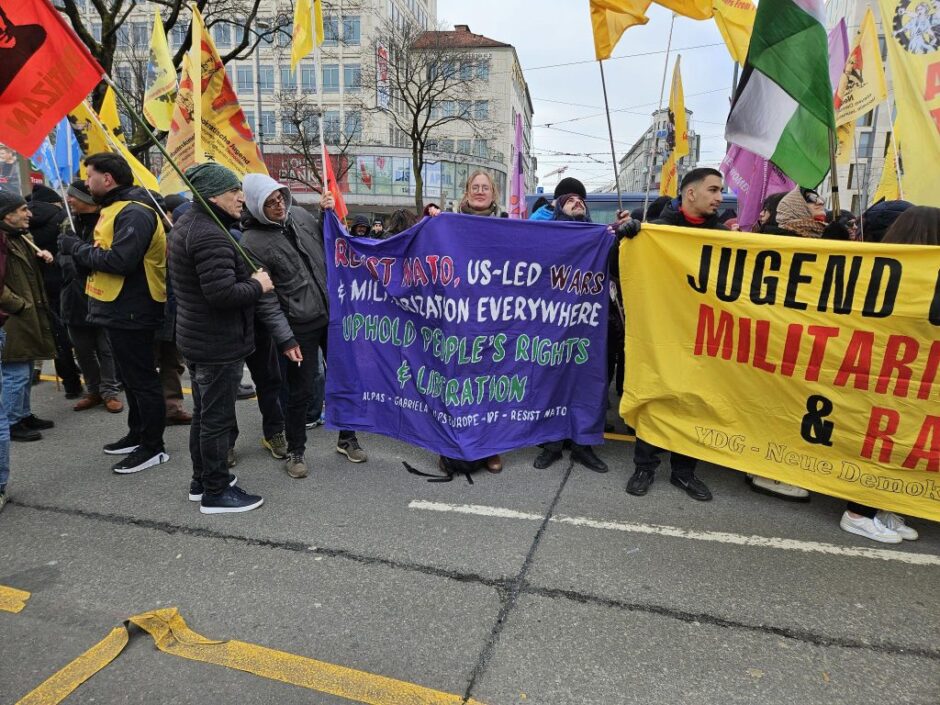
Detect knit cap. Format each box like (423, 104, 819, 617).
(0, 190, 27, 220)
(67, 180, 95, 206)
(185, 162, 242, 199)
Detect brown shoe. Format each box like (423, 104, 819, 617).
(73, 393, 103, 411)
(166, 409, 193, 425)
(103, 397, 124, 413)
(486, 454, 503, 473)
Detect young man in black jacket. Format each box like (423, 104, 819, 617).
(618, 167, 727, 502)
(169, 163, 300, 514)
(59, 153, 168, 474)
(240, 173, 367, 480)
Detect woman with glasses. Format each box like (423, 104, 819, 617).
(775, 187, 828, 237)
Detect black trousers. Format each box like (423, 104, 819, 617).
(633, 438, 697, 479)
(846, 502, 877, 518)
(51, 307, 82, 393)
(189, 361, 241, 494)
(245, 325, 285, 439)
(106, 327, 165, 451)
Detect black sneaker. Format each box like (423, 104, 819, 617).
(670, 473, 713, 501)
(10, 421, 41, 442)
(103, 434, 140, 455)
(626, 469, 655, 496)
(112, 447, 170, 474)
(21, 414, 54, 430)
(200, 485, 264, 514)
(571, 445, 608, 473)
(188, 474, 237, 502)
(533, 447, 563, 469)
(236, 383, 256, 400)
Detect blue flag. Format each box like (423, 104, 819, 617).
(324, 211, 615, 460)
(31, 118, 80, 189)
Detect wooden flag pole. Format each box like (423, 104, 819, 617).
(827, 128, 841, 214)
(597, 61, 623, 213)
(641, 12, 676, 221)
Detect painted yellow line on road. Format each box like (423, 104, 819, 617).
(40, 374, 195, 397)
(0, 584, 31, 613)
(16, 608, 485, 705)
(16, 627, 128, 705)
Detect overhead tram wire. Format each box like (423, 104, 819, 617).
(523, 41, 724, 72)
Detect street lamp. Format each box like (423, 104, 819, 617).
(254, 20, 271, 154)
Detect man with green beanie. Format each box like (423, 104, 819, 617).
(169, 162, 300, 514)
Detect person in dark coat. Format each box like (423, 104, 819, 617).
(349, 214, 370, 237)
(532, 193, 610, 474)
(0, 190, 56, 442)
(28, 184, 83, 398)
(169, 162, 299, 514)
(861, 199, 913, 243)
(57, 180, 123, 413)
(617, 167, 727, 502)
(58, 153, 169, 474)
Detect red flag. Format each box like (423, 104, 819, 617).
(321, 145, 348, 221)
(0, 0, 103, 155)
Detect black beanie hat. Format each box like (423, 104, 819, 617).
(31, 184, 63, 204)
(553, 177, 587, 200)
(0, 190, 27, 220)
(67, 180, 95, 206)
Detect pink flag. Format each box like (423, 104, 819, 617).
(508, 114, 526, 219)
(828, 19, 849, 98)
(720, 144, 795, 231)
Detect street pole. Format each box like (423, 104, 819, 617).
(254, 42, 264, 154)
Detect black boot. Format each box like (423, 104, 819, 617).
(670, 473, 712, 501)
(533, 446, 563, 469)
(571, 444, 608, 473)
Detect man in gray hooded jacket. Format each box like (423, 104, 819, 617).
(240, 174, 367, 478)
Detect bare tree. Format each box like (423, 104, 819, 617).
(274, 90, 362, 193)
(361, 18, 495, 211)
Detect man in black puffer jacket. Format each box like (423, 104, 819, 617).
(169, 163, 300, 515)
(617, 167, 727, 503)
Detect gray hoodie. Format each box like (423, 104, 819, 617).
(242, 173, 292, 226)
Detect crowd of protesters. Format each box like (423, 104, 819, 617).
(0, 153, 934, 543)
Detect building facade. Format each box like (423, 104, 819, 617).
(616, 108, 700, 196)
(78, 0, 534, 213)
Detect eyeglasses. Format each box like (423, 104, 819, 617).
(264, 193, 285, 208)
(470, 185, 492, 194)
(804, 193, 824, 205)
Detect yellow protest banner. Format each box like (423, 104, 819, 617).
(160, 9, 266, 195)
(620, 225, 940, 521)
(143, 9, 178, 131)
(877, 0, 940, 206)
(659, 55, 688, 197)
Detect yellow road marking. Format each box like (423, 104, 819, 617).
(16, 608, 485, 705)
(0, 584, 31, 613)
(40, 374, 194, 396)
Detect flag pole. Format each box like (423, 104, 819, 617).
(45, 139, 76, 232)
(641, 12, 676, 221)
(827, 128, 841, 213)
(597, 61, 622, 213)
(890, 100, 903, 201)
(102, 75, 259, 271)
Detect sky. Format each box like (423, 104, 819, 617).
(437, 0, 738, 194)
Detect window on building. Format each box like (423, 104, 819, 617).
(260, 111, 276, 139)
(236, 65, 253, 92)
(132, 22, 148, 46)
(858, 131, 873, 157)
(473, 139, 487, 158)
(114, 65, 133, 94)
(323, 16, 339, 46)
(244, 110, 256, 133)
(322, 64, 339, 92)
(857, 112, 874, 127)
(884, 132, 893, 157)
(457, 139, 471, 154)
(300, 63, 317, 91)
(847, 164, 856, 189)
(275, 21, 292, 47)
(91, 23, 102, 42)
(258, 65, 275, 93)
(442, 101, 456, 117)
(440, 138, 454, 153)
(343, 17, 361, 45)
(343, 111, 362, 141)
(324, 111, 341, 142)
(344, 64, 361, 92)
(213, 22, 231, 47)
(458, 100, 471, 117)
(282, 118, 298, 136)
(280, 67, 297, 91)
(225, 66, 235, 86)
(170, 24, 187, 49)
(430, 102, 441, 119)
(476, 61, 490, 81)
(259, 18, 275, 44)
(117, 25, 130, 48)
(460, 62, 473, 80)
(473, 100, 489, 120)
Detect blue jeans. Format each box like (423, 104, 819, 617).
(2, 359, 33, 426)
(0, 330, 10, 490)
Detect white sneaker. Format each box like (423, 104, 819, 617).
(840, 511, 902, 544)
(748, 475, 810, 499)
(875, 511, 919, 541)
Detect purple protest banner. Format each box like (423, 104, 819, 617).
(828, 18, 849, 97)
(720, 145, 795, 231)
(323, 211, 614, 460)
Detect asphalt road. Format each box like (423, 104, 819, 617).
(2, 368, 938, 705)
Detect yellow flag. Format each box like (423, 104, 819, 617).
(160, 39, 267, 195)
(291, 0, 325, 71)
(834, 8, 887, 127)
(835, 121, 855, 165)
(872, 124, 900, 203)
(589, 0, 649, 61)
(659, 56, 688, 197)
(68, 101, 159, 191)
(143, 9, 177, 131)
(189, 4, 204, 161)
(589, 0, 753, 65)
(98, 87, 127, 145)
(876, 0, 939, 206)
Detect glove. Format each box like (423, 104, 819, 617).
(58, 234, 80, 255)
(615, 219, 641, 240)
(822, 221, 850, 241)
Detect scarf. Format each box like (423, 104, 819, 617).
(458, 200, 499, 217)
